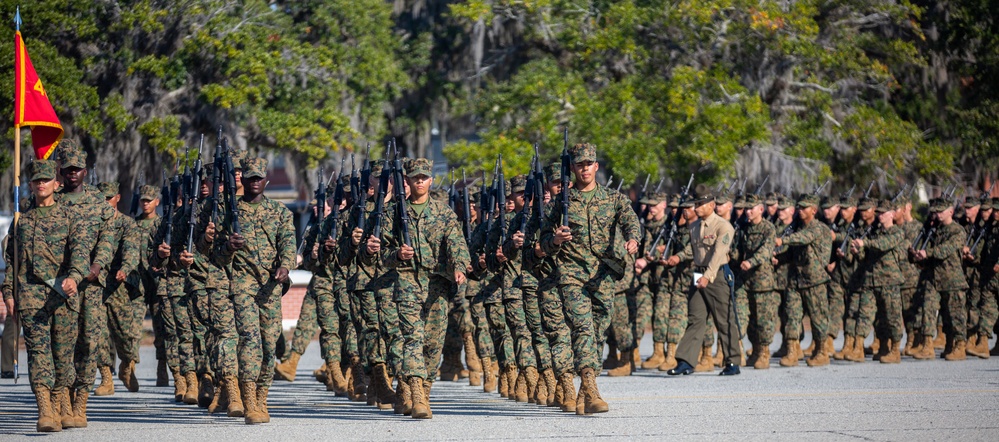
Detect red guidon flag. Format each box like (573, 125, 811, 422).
(14, 29, 63, 159)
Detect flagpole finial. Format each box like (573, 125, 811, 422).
(14, 6, 21, 31)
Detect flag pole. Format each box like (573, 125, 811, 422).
(11, 5, 23, 384)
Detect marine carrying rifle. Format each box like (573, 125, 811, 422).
(317, 157, 346, 263)
(495, 155, 507, 247)
(129, 173, 145, 219)
(391, 140, 411, 247)
(838, 179, 873, 255)
(185, 136, 204, 252)
(965, 181, 996, 249)
(649, 174, 694, 261)
(560, 128, 571, 228)
(370, 152, 392, 240)
(912, 186, 958, 250)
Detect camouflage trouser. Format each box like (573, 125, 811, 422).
(631, 283, 652, 344)
(842, 287, 862, 341)
(423, 280, 451, 377)
(484, 301, 514, 368)
(105, 287, 141, 363)
(349, 292, 366, 367)
(667, 287, 689, 345)
(827, 279, 846, 339)
(354, 289, 382, 367)
(558, 269, 616, 373)
(22, 291, 79, 391)
(375, 282, 402, 375)
(504, 296, 537, 369)
(793, 284, 828, 344)
(335, 283, 357, 362)
(198, 288, 238, 380)
(396, 277, 449, 380)
(74, 281, 107, 391)
(441, 285, 468, 366)
(188, 290, 210, 376)
(647, 283, 669, 343)
(735, 285, 749, 339)
(854, 285, 904, 343)
(149, 297, 167, 362)
(748, 290, 779, 346)
(522, 285, 552, 371)
(290, 287, 319, 356)
(974, 273, 999, 338)
(539, 275, 573, 376)
(255, 283, 284, 388)
(900, 286, 919, 338)
(609, 288, 635, 351)
(470, 293, 495, 361)
(966, 269, 981, 334)
(781, 289, 804, 341)
(312, 283, 341, 365)
(168, 294, 196, 375)
(849, 287, 873, 338)
(231, 289, 263, 383)
(919, 284, 967, 341)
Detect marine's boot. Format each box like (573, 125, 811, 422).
(119, 359, 139, 392)
(865, 337, 880, 356)
(746, 344, 761, 367)
(256, 384, 270, 423)
(156, 360, 169, 387)
(879, 339, 901, 364)
(967, 334, 991, 359)
(607, 348, 635, 376)
(325, 359, 348, 393)
(409, 377, 431, 419)
(183, 371, 199, 405)
(348, 357, 367, 402)
(56, 388, 75, 429)
(241, 382, 266, 424)
(753, 344, 771, 369)
(498, 365, 510, 398)
(225, 376, 245, 417)
(806, 338, 830, 367)
(834, 335, 854, 360)
(394, 376, 412, 415)
(438, 352, 460, 382)
(198, 373, 214, 408)
(712, 344, 724, 367)
(803, 338, 815, 357)
(933, 325, 946, 349)
(172, 369, 186, 402)
(944, 338, 967, 361)
(873, 337, 890, 361)
(523, 366, 539, 404)
(34, 386, 61, 433)
(557, 372, 576, 413)
(71, 388, 88, 428)
(779, 339, 801, 367)
(94, 366, 115, 396)
(642, 342, 667, 369)
(313, 362, 328, 384)
(907, 333, 924, 357)
(694, 345, 715, 372)
(542, 368, 558, 407)
(577, 367, 609, 415)
(463, 332, 482, 372)
(513, 369, 529, 402)
(913, 335, 936, 360)
(602, 343, 619, 369)
(845, 336, 865, 362)
(374, 363, 396, 410)
(207, 379, 225, 414)
(903, 330, 916, 356)
(274, 351, 301, 382)
(658, 343, 678, 371)
(481, 357, 497, 393)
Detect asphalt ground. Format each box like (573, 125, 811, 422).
(2, 334, 998, 441)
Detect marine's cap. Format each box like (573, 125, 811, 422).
(857, 197, 876, 211)
(639, 191, 667, 206)
(820, 196, 839, 209)
(371, 162, 384, 176)
(668, 193, 681, 208)
(241, 158, 268, 179)
(928, 198, 951, 212)
(140, 185, 159, 201)
(97, 182, 120, 198)
(764, 192, 778, 205)
(744, 194, 763, 207)
(776, 196, 793, 210)
(509, 174, 527, 194)
(963, 197, 982, 209)
(982, 198, 993, 211)
(714, 192, 733, 205)
(876, 199, 896, 213)
(689, 184, 714, 206)
(56, 141, 87, 169)
(405, 158, 433, 177)
(733, 194, 748, 209)
(230, 150, 246, 169)
(568, 143, 596, 163)
(839, 196, 858, 208)
(27, 160, 57, 181)
(544, 162, 562, 182)
(466, 185, 481, 205)
(797, 194, 821, 209)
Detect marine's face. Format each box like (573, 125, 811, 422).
(30, 177, 59, 199)
(572, 161, 598, 186)
(242, 176, 265, 196)
(60, 167, 86, 189)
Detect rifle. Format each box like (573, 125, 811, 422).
(837, 178, 872, 255)
(353, 152, 370, 234)
(649, 174, 694, 261)
(519, 153, 538, 235)
(560, 128, 571, 228)
(220, 135, 241, 235)
(655, 177, 665, 193)
(391, 140, 411, 246)
(495, 155, 507, 248)
(318, 157, 346, 263)
(211, 127, 224, 226)
(185, 135, 204, 252)
(161, 170, 174, 245)
(460, 168, 472, 242)
(966, 181, 996, 248)
(129, 173, 145, 218)
(370, 153, 392, 240)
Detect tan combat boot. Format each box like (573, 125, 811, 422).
(913, 335, 936, 360)
(438, 352, 459, 382)
(156, 360, 169, 387)
(498, 365, 510, 398)
(374, 363, 396, 410)
(754, 344, 771, 369)
(56, 388, 75, 429)
(607, 348, 635, 376)
(944, 339, 967, 361)
(865, 337, 880, 356)
(642, 342, 667, 369)
(208, 379, 225, 414)
(542, 369, 558, 407)
(933, 325, 946, 349)
(119, 359, 139, 392)
(463, 332, 482, 372)
(71, 388, 88, 428)
(394, 376, 412, 415)
(523, 366, 539, 403)
(695, 345, 715, 372)
(274, 351, 301, 382)
(967, 334, 990, 359)
(198, 373, 214, 408)
(903, 331, 916, 356)
(183, 371, 199, 405)
(34, 386, 61, 433)
(845, 336, 865, 362)
(348, 358, 367, 402)
(557, 372, 576, 413)
(746, 344, 760, 367)
(806, 338, 831, 367)
(325, 359, 348, 393)
(313, 362, 328, 384)
(94, 366, 115, 396)
(880, 339, 901, 364)
(256, 384, 270, 423)
(225, 376, 245, 417)
(658, 343, 678, 371)
(409, 377, 431, 419)
(779, 339, 800, 367)
(481, 357, 497, 393)
(712, 343, 724, 367)
(577, 367, 609, 415)
(602, 343, 619, 369)
(241, 382, 266, 424)
(834, 335, 854, 360)
(172, 369, 186, 402)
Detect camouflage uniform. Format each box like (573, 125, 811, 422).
(851, 202, 905, 344)
(666, 207, 693, 345)
(915, 204, 969, 342)
(734, 201, 779, 347)
(897, 213, 923, 342)
(488, 185, 536, 372)
(2, 161, 89, 392)
(636, 210, 667, 345)
(190, 198, 238, 382)
(133, 192, 165, 365)
(150, 202, 197, 379)
(974, 205, 999, 341)
(96, 183, 142, 367)
(781, 196, 833, 350)
(830, 198, 860, 342)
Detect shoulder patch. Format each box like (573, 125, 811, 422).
(721, 233, 731, 246)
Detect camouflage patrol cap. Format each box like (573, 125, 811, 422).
(714, 192, 733, 205)
(667, 193, 681, 208)
(992, 197, 999, 208)
(230, 150, 246, 168)
(963, 197, 982, 209)
(544, 162, 562, 182)
(982, 198, 993, 211)
(689, 184, 714, 206)
(339, 175, 351, 193)
(509, 174, 527, 194)
(56, 141, 87, 169)
(639, 191, 667, 206)
(776, 196, 793, 210)
(733, 194, 748, 209)
(797, 194, 820, 209)
(820, 196, 839, 209)
(764, 192, 778, 205)
(371, 162, 384, 176)
(97, 182, 120, 198)
(405, 158, 433, 177)
(140, 184, 159, 201)
(857, 197, 876, 211)
(839, 195, 858, 208)
(241, 158, 268, 179)
(466, 185, 481, 205)
(27, 160, 57, 181)
(876, 199, 896, 213)
(744, 193, 763, 207)
(568, 143, 596, 163)
(928, 198, 951, 212)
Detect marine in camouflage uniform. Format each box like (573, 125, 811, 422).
(829, 196, 860, 352)
(2, 160, 89, 432)
(772, 197, 799, 361)
(373, 158, 470, 419)
(910, 198, 970, 360)
(837, 198, 876, 357)
(464, 190, 499, 393)
(733, 194, 778, 369)
(970, 199, 999, 357)
(539, 144, 640, 415)
(133, 185, 167, 385)
(479, 182, 517, 397)
(961, 198, 994, 357)
(663, 196, 699, 370)
(894, 197, 923, 355)
(217, 157, 296, 423)
(55, 144, 116, 423)
(847, 199, 905, 363)
(633, 192, 669, 371)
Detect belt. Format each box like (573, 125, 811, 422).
(694, 266, 708, 272)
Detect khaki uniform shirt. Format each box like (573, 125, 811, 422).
(680, 212, 735, 284)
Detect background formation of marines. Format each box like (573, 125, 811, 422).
(4, 136, 999, 432)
